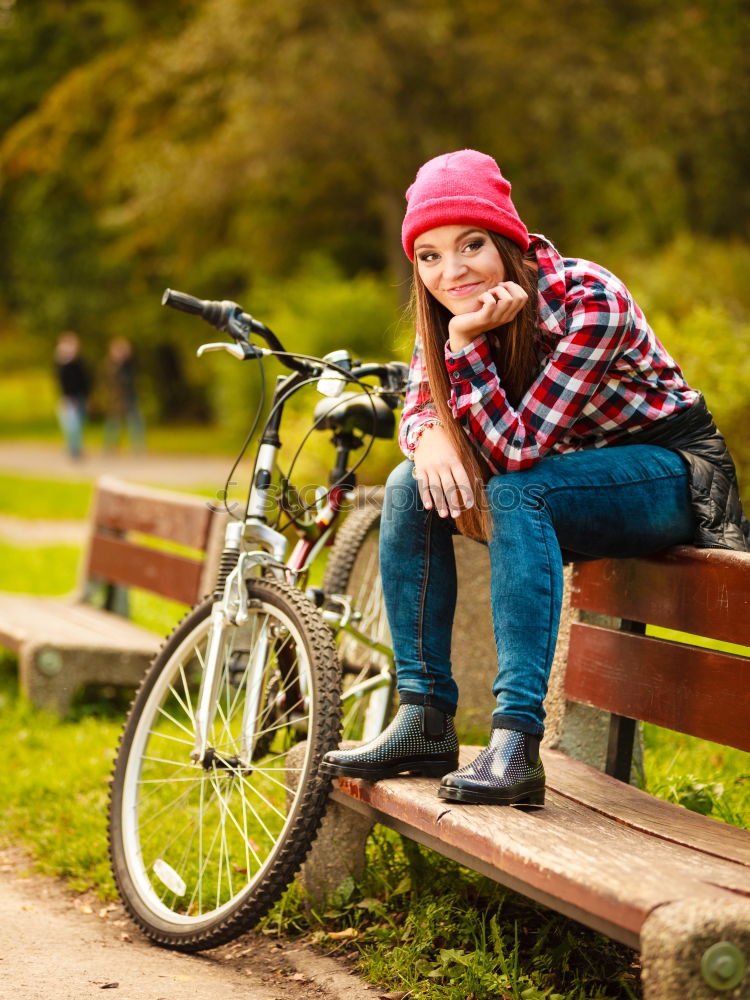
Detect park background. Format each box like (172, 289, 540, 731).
(0, 0, 748, 494)
(0, 3, 748, 1000)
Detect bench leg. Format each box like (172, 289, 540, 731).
(19, 644, 151, 716)
(641, 898, 750, 999)
(299, 797, 374, 906)
(286, 743, 374, 907)
(19, 647, 77, 715)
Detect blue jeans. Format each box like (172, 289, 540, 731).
(58, 395, 87, 459)
(379, 446, 695, 737)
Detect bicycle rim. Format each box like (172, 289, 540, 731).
(108, 578, 340, 951)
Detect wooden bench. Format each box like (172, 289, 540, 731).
(0, 476, 226, 714)
(315, 546, 750, 999)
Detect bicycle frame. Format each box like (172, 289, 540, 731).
(191, 368, 393, 766)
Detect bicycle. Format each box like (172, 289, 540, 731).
(108, 289, 407, 951)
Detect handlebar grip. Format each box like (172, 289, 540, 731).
(162, 289, 237, 332)
(162, 288, 207, 316)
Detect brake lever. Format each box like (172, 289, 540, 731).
(197, 342, 268, 360)
(386, 362, 409, 391)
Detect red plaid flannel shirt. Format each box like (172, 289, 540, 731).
(399, 234, 698, 473)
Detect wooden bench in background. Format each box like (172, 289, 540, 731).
(312, 546, 750, 1000)
(0, 476, 226, 714)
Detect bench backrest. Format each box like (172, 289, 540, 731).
(81, 476, 226, 608)
(566, 545, 750, 778)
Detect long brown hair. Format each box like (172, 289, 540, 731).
(412, 231, 539, 541)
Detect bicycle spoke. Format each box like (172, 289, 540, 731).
(178, 659, 198, 726)
(154, 703, 195, 740)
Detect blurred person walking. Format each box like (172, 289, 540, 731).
(102, 337, 145, 452)
(53, 331, 91, 460)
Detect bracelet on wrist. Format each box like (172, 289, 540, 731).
(410, 419, 445, 456)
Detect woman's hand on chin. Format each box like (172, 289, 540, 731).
(448, 281, 528, 352)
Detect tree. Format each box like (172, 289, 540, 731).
(1, 0, 747, 379)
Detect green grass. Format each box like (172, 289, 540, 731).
(643, 724, 749, 827)
(642, 625, 750, 826)
(0, 652, 120, 897)
(0, 542, 81, 594)
(0, 618, 646, 998)
(0, 473, 93, 520)
(259, 728, 748, 1000)
(0, 525, 192, 896)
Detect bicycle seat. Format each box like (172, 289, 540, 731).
(313, 392, 395, 439)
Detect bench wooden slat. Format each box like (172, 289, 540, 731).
(544, 750, 750, 867)
(87, 534, 204, 606)
(571, 547, 750, 647)
(0, 476, 223, 713)
(93, 475, 213, 549)
(331, 747, 750, 947)
(0, 593, 162, 653)
(565, 622, 750, 751)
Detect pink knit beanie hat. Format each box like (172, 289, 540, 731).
(401, 149, 529, 260)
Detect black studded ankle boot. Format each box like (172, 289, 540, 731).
(319, 704, 459, 781)
(438, 728, 545, 806)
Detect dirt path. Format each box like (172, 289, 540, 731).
(0, 514, 87, 545)
(0, 847, 382, 1000)
(0, 440, 236, 490)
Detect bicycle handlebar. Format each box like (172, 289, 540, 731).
(162, 288, 309, 372)
(162, 287, 408, 395)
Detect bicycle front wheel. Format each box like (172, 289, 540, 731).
(323, 498, 393, 742)
(108, 578, 340, 951)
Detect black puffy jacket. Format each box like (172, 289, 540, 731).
(619, 394, 748, 551)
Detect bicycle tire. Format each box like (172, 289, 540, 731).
(322, 497, 394, 741)
(108, 577, 340, 952)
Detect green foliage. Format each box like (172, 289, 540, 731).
(1, 0, 748, 471)
(643, 725, 750, 830)
(205, 253, 406, 426)
(599, 235, 750, 502)
(0, 0, 193, 134)
(256, 254, 408, 364)
(184, 252, 407, 489)
(0, 369, 59, 433)
(1, 0, 748, 393)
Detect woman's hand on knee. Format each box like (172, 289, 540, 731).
(413, 427, 474, 518)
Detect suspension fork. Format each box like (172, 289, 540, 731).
(190, 603, 231, 765)
(191, 520, 290, 766)
(239, 618, 269, 761)
(190, 522, 238, 765)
